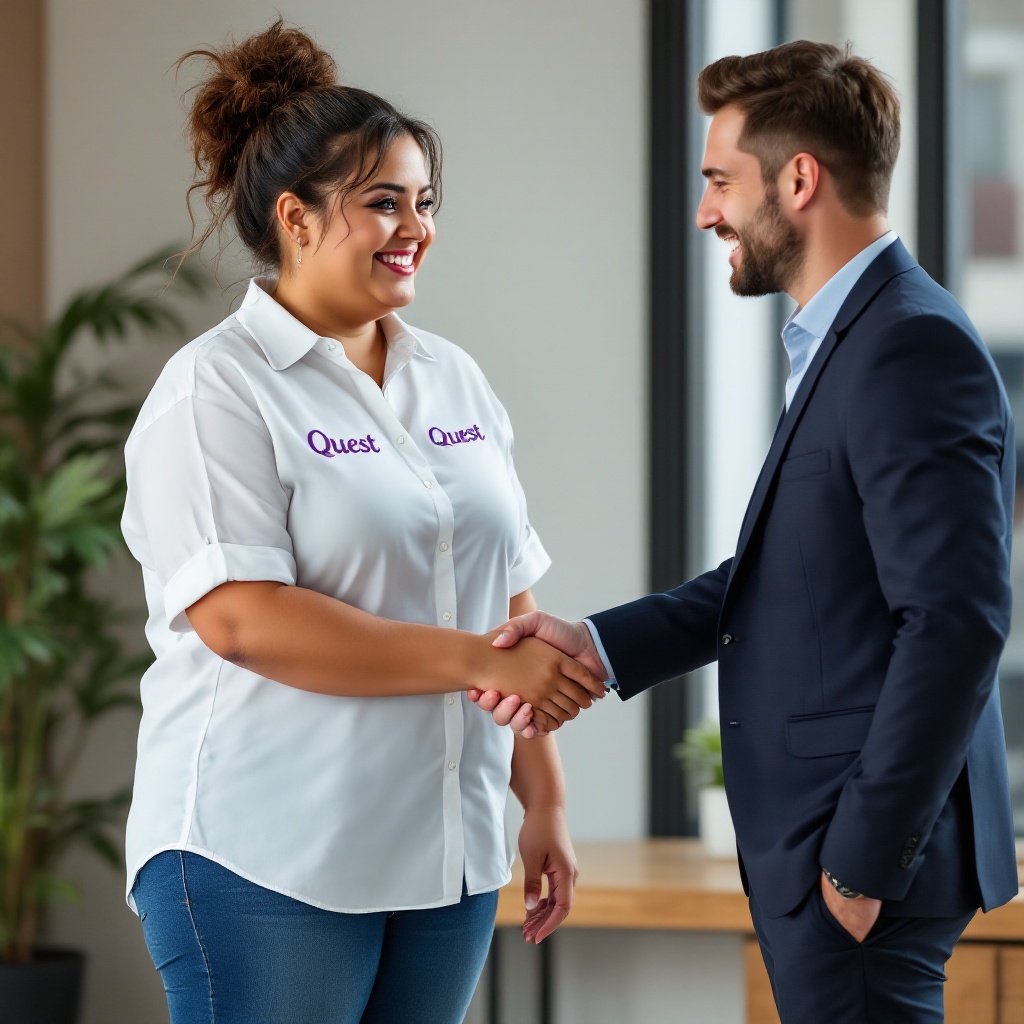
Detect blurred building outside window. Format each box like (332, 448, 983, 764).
(963, 0, 1024, 833)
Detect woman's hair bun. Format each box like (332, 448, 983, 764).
(180, 19, 337, 196)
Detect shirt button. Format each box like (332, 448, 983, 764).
(326, 342, 337, 352)
(448, 761, 457, 771)
(442, 612, 453, 622)
(423, 479, 433, 489)
(447, 696, 456, 705)
(721, 634, 735, 645)
(397, 435, 405, 445)
(439, 542, 449, 552)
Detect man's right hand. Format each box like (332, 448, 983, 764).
(476, 630, 606, 729)
(472, 613, 608, 737)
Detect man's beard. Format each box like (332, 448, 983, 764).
(729, 185, 804, 297)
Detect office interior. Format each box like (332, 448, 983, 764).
(2, 0, 1021, 1021)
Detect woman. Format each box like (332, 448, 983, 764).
(122, 21, 602, 1024)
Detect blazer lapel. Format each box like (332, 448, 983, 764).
(726, 239, 919, 589)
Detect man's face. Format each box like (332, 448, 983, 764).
(696, 105, 804, 297)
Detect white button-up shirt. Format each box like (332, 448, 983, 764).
(121, 280, 550, 913)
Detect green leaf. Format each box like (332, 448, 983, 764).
(26, 873, 80, 905)
(72, 641, 147, 719)
(55, 403, 140, 439)
(32, 454, 112, 530)
(47, 244, 211, 356)
(0, 624, 63, 688)
(0, 491, 25, 526)
(17, 629, 60, 664)
(83, 829, 123, 869)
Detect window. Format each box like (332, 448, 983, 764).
(962, 0, 1024, 833)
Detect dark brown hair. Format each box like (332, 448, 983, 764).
(177, 20, 442, 270)
(697, 40, 900, 216)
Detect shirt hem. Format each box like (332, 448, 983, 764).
(126, 845, 512, 916)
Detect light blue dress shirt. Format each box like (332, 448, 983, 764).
(586, 231, 899, 687)
(782, 231, 897, 409)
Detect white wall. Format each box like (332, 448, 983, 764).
(44, 1, 671, 1021)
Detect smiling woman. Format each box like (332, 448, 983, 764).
(120, 19, 602, 1024)
(270, 135, 438, 381)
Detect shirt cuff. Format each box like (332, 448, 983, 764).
(163, 541, 297, 632)
(582, 618, 618, 690)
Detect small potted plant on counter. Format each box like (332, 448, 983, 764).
(674, 720, 736, 858)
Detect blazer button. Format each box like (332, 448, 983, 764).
(721, 634, 735, 645)
(899, 833, 921, 869)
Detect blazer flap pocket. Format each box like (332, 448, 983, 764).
(787, 706, 874, 758)
(779, 448, 830, 481)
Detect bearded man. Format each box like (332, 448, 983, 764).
(475, 40, 1018, 1024)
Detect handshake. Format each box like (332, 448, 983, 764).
(471, 612, 610, 738)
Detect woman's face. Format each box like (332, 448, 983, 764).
(298, 134, 436, 327)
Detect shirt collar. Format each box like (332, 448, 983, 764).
(786, 230, 898, 344)
(234, 278, 436, 371)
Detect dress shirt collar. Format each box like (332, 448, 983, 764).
(784, 231, 898, 347)
(780, 231, 897, 408)
(235, 278, 435, 371)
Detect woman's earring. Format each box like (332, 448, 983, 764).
(296, 237, 303, 268)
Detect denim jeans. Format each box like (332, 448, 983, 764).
(132, 851, 498, 1024)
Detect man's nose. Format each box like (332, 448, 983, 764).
(695, 189, 721, 231)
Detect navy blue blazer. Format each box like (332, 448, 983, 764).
(592, 240, 1019, 919)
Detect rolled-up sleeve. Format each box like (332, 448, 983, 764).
(123, 362, 295, 633)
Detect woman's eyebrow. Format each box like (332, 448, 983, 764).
(360, 182, 433, 194)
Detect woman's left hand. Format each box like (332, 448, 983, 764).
(517, 805, 578, 944)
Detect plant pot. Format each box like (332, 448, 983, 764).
(0, 948, 84, 1024)
(698, 785, 736, 858)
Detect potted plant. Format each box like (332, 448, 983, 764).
(674, 719, 736, 858)
(0, 248, 210, 1022)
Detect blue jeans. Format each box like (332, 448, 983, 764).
(132, 851, 498, 1024)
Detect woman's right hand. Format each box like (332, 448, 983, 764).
(476, 633, 606, 729)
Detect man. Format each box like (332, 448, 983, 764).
(474, 40, 1018, 1023)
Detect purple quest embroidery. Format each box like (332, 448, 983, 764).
(428, 424, 487, 447)
(307, 429, 382, 457)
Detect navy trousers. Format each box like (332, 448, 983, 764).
(749, 886, 974, 1023)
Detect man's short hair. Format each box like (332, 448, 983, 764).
(697, 40, 901, 216)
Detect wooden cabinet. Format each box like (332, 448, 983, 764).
(746, 938, 1020, 1024)
(744, 941, 778, 1024)
(946, 944, 998, 1023)
(1001, 947, 1024, 1021)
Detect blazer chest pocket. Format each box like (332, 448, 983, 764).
(787, 706, 874, 758)
(779, 448, 830, 481)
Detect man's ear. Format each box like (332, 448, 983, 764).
(781, 152, 820, 212)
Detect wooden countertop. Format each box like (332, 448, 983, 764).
(494, 839, 1024, 941)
